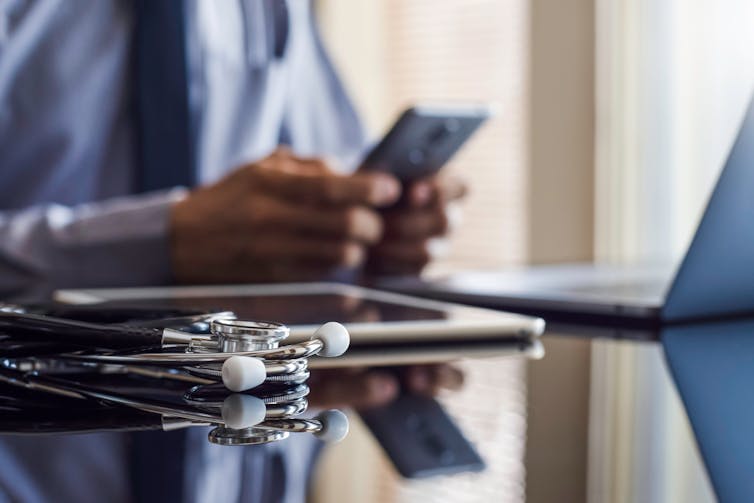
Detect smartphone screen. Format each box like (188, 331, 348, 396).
(360, 104, 491, 183)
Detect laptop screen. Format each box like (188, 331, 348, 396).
(663, 95, 754, 321)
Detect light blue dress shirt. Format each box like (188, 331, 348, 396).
(0, 0, 366, 501)
(0, 0, 366, 294)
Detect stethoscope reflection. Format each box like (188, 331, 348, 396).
(0, 378, 348, 445)
(0, 304, 351, 445)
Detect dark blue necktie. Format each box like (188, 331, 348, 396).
(129, 1, 190, 501)
(132, 0, 195, 193)
(129, 429, 187, 502)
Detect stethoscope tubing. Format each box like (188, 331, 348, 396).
(0, 366, 310, 428)
(56, 338, 324, 366)
(0, 372, 322, 443)
(0, 367, 221, 424)
(0, 310, 237, 349)
(1, 309, 322, 368)
(4, 355, 310, 392)
(0, 311, 163, 348)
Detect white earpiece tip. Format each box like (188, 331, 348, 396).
(314, 409, 349, 443)
(222, 356, 266, 392)
(221, 394, 266, 430)
(313, 322, 350, 357)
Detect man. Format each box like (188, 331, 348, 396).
(0, 1, 463, 501)
(0, 0, 462, 293)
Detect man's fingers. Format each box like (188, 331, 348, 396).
(367, 239, 433, 275)
(405, 365, 465, 395)
(294, 155, 344, 175)
(247, 196, 384, 243)
(247, 235, 367, 268)
(371, 239, 431, 265)
(314, 171, 402, 207)
(308, 365, 464, 409)
(408, 176, 467, 208)
(250, 165, 402, 208)
(367, 237, 450, 275)
(200, 231, 368, 269)
(308, 370, 399, 409)
(239, 263, 334, 283)
(172, 230, 354, 283)
(383, 205, 449, 239)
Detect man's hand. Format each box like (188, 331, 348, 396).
(367, 175, 467, 275)
(307, 364, 465, 410)
(169, 149, 401, 283)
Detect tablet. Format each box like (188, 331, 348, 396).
(55, 282, 545, 366)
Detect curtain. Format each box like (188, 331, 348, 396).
(590, 1, 754, 501)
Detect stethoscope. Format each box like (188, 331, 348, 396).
(0, 306, 352, 444)
(0, 370, 348, 444)
(0, 308, 350, 392)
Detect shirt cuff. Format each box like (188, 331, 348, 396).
(52, 188, 188, 288)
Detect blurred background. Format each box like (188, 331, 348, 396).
(309, 0, 754, 501)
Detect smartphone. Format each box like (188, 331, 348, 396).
(360, 104, 492, 183)
(360, 393, 486, 478)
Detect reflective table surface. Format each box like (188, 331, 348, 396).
(3, 298, 750, 502)
(312, 330, 719, 503)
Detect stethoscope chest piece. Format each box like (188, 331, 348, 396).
(209, 319, 289, 352)
(209, 426, 289, 446)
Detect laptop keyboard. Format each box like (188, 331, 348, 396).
(562, 280, 667, 298)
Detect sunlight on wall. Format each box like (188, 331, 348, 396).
(313, 1, 530, 502)
(318, 0, 530, 272)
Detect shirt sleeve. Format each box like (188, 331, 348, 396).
(275, 1, 370, 173)
(0, 189, 187, 294)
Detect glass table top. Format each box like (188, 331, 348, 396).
(2, 297, 750, 502)
(313, 331, 718, 503)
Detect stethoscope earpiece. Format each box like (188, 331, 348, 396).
(313, 409, 349, 443)
(221, 356, 266, 392)
(221, 394, 266, 430)
(313, 322, 350, 358)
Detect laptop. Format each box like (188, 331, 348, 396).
(381, 95, 754, 326)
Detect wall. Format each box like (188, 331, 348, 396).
(524, 1, 596, 502)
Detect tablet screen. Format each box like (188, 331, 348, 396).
(93, 293, 447, 326)
(55, 282, 545, 345)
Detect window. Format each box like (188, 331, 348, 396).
(318, 0, 530, 272)
(314, 2, 530, 502)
